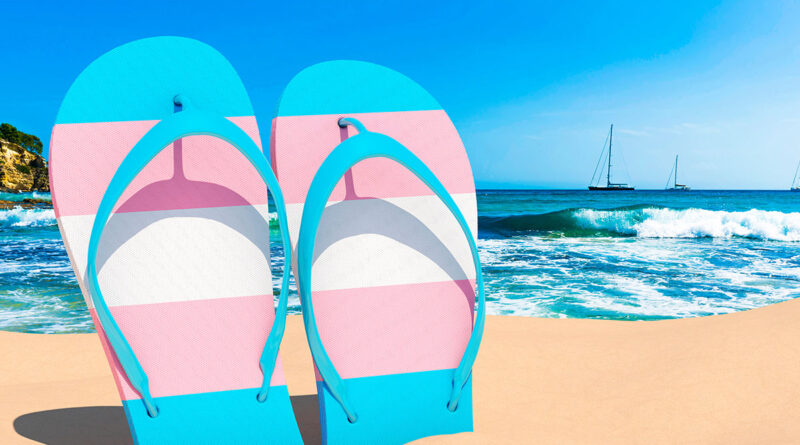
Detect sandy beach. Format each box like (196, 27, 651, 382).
(3, 305, 800, 444)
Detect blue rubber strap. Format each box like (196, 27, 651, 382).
(85, 100, 293, 417)
(296, 118, 485, 422)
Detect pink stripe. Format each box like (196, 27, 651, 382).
(50, 116, 267, 218)
(91, 294, 286, 400)
(311, 280, 476, 380)
(271, 110, 476, 204)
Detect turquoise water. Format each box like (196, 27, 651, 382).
(2, 190, 800, 333)
(0, 192, 91, 333)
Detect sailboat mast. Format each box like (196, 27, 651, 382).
(675, 155, 678, 188)
(607, 124, 613, 187)
(793, 160, 800, 189)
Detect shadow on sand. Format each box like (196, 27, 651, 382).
(13, 395, 321, 444)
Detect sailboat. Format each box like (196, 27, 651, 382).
(791, 160, 800, 191)
(665, 155, 690, 191)
(588, 124, 634, 191)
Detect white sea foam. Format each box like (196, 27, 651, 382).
(0, 208, 56, 227)
(574, 208, 800, 241)
(476, 232, 800, 320)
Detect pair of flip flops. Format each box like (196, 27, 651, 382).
(51, 37, 484, 444)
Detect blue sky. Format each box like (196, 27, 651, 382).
(2, 1, 799, 189)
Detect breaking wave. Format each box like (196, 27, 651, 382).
(480, 205, 800, 241)
(0, 208, 56, 228)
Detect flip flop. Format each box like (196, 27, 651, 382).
(272, 60, 485, 443)
(50, 37, 302, 443)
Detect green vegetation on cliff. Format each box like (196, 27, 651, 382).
(0, 123, 43, 155)
(0, 124, 48, 192)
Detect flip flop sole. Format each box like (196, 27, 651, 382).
(50, 37, 301, 443)
(273, 60, 477, 443)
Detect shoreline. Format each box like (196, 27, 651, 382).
(0, 199, 51, 210)
(3, 306, 800, 444)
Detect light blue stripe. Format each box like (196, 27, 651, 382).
(275, 60, 442, 116)
(122, 386, 302, 444)
(55, 37, 253, 124)
(317, 369, 473, 444)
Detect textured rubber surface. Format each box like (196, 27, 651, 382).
(50, 36, 301, 443)
(273, 60, 479, 443)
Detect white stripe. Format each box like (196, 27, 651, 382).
(57, 205, 273, 308)
(285, 193, 478, 292)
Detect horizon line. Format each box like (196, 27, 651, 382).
(476, 188, 799, 192)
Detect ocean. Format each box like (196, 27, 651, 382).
(2, 189, 800, 333)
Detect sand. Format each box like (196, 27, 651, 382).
(3, 303, 800, 444)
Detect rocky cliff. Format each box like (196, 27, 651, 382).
(0, 138, 49, 192)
